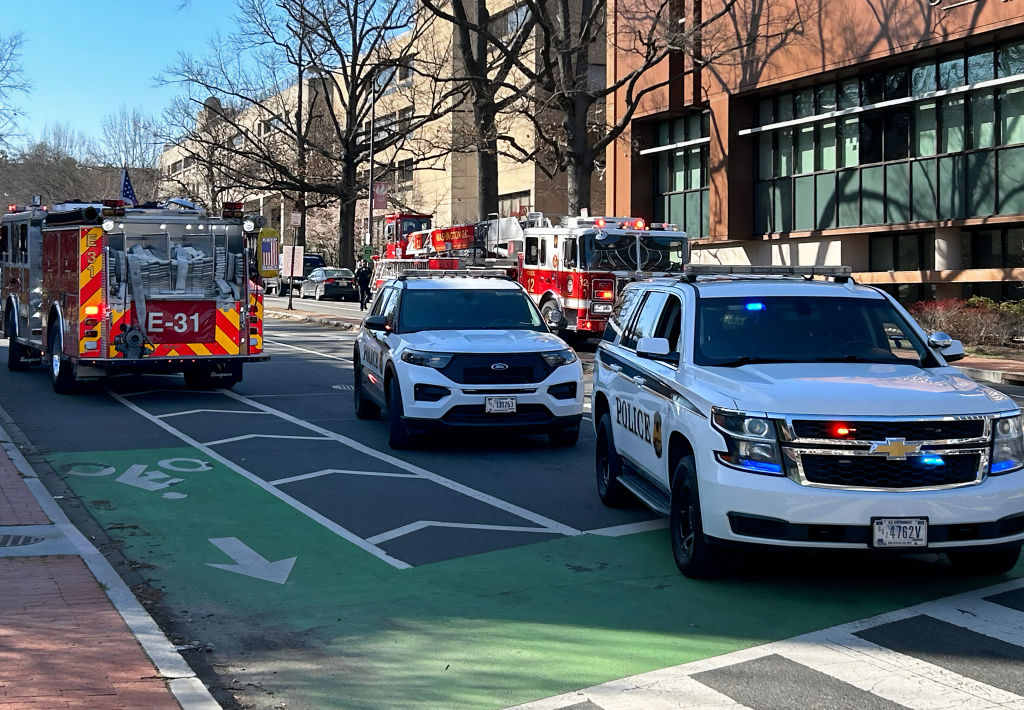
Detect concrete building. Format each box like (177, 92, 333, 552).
(608, 0, 1024, 301)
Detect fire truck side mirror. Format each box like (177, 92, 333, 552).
(545, 309, 566, 328)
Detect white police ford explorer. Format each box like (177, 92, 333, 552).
(593, 265, 1024, 578)
(354, 271, 584, 449)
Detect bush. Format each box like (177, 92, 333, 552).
(908, 298, 1024, 346)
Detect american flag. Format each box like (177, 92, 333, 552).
(121, 167, 138, 206)
(261, 237, 280, 270)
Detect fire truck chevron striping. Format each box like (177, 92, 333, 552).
(1, 200, 270, 393)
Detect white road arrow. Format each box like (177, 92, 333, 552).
(206, 537, 297, 584)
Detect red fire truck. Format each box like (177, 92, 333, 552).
(371, 212, 688, 336)
(382, 212, 432, 258)
(1, 200, 270, 393)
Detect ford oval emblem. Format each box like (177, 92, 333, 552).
(491, 362, 509, 371)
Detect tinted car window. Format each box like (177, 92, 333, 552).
(399, 288, 545, 332)
(371, 287, 394, 316)
(622, 291, 668, 350)
(603, 286, 643, 343)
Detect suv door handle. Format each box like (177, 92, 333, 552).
(632, 375, 646, 386)
(608, 364, 621, 373)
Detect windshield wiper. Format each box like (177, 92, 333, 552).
(709, 356, 800, 367)
(811, 355, 917, 365)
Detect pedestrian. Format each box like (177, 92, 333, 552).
(355, 261, 373, 311)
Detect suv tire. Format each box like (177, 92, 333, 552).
(596, 414, 631, 507)
(947, 545, 1021, 575)
(353, 353, 381, 420)
(670, 455, 722, 578)
(387, 376, 414, 449)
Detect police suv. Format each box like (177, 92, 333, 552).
(593, 265, 1024, 578)
(354, 270, 584, 449)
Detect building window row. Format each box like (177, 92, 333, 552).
(652, 111, 710, 238)
(752, 39, 1024, 235)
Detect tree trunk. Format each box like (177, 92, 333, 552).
(475, 100, 499, 221)
(564, 104, 591, 216)
(337, 162, 358, 269)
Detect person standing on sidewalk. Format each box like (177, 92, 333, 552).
(355, 261, 373, 311)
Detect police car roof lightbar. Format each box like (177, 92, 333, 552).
(398, 269, 512, 280)
(680, 264, 853, 283)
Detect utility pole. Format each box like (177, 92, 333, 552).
(366, 79, 376, 257)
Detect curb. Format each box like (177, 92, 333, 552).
(265, 308, 358, 329)
(956, 365, 1024, 386)
(0, 421, 221, 710)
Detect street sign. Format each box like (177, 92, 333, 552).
(290, 211, 302, 227)
(360, 245, 375, 262)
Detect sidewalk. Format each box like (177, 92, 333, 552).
(955, 354, 1024, 386)
(0, 425, 218, 709)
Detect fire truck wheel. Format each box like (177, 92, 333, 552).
(540, 300, 565, 335)
(6, 312, 29, 372)
(595, 414, 631, 507)
(353, 356, 381, 420)
(48, 323, 77, 393)
(549, 422, 580, 446)
(387, 376, 415, 449)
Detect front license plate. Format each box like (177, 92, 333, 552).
(485, 396, 517, 414)
(872, 517, 928, 548)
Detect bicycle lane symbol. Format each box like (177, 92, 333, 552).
(59, 458, 213, 499)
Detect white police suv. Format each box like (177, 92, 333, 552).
(594, 265, 1024, 578)
(353, 270, 584, 449)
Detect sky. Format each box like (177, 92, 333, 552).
(3, 0, 237, 146)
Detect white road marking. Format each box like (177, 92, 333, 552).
(245, 392, 349, 398)
(105, 388, 413, 570)
(585, 519, 668, 537)
(269, 468, 418, 486)
(219, 388, 582, 537)
(157, 409, 268, 418)
(367, 520, 560, 545)
(206, 537, 297, 585)
(915, 595, 1024, 649)
(202, 433, 332, 447)
(264, 338, 352, 362)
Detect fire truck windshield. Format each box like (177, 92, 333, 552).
(401, 217, 431, 235)
(582, 232, 687, 272)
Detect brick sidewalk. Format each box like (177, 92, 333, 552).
(0, 451, 182, 709)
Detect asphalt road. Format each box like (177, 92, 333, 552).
(1, 318, 1022, 710)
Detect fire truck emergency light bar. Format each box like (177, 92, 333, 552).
(681, 264, 852, 281)
(398, 269, 512, 280)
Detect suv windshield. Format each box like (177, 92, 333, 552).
(399, 288, 546, 332)
(694, 296, 934, 367)
(582, 233, 687, 272)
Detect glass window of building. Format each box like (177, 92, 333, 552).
(971, 92, 995, 148)
(938, 56, 965, 90)
(916, 101, 938, 156)
(941, 98, 965, 153)
(912, 63, 936, 95)
(885, 68, 909, 99)
(838, 78, 859, 109)
(861, 72, 885, 104)
(968, 50, 994, 83)
(1001, 87, 1024, 144)
(998, 41, 1024, 77)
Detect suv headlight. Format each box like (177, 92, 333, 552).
(991, 414, 1023, 475)
(541, 348, 577, 368)
(400, 349, 453, 369)
(712, 407, 784, 475)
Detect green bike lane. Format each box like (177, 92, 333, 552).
(48, 445, 1024, 710)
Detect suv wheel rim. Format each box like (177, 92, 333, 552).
(52, 351, 60, 378)
(676, 486, 695, 558)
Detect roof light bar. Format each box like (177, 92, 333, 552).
(684, 265, 852, 276)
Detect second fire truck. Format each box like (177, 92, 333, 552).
(375, 213, 689, 337)
(1, 200, 271, 393)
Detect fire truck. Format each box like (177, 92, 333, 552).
(382, 212, 432, 258)
(1, 200, 270, 393)
(371, 212, 689, 336)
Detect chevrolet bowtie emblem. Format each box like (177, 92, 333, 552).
(869, 438, 921, 459)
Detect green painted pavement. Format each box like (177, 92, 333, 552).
(49, 447, 1023, 710)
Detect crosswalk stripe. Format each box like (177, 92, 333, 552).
(775, 631, 1024, 709)
(915, 597, 1024, 649)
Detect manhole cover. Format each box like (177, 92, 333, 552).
(0, 534, 45, 548)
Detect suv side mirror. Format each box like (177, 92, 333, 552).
(364, 315, 389, 332)
(929, 332, 965, 362)
(637, 337, 679, 364)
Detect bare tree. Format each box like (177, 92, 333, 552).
(159, 0, 464, 268)
(97, 105, 163, 201)
(0, 32, 29, 152)
(0, 124, 115, 204)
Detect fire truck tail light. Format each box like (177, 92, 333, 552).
(84, 305, 101, 316)
(592, 279, 614, 300)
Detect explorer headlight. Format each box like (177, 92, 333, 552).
(712, 407, 784, 475)
(400, 349, 453, 369)
(991, 414, 1023, 475)
(541, 348, 578, 368)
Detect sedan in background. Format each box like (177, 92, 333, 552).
(300, 267, 358, 301)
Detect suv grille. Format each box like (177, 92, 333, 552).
(792, 419, 984, 441)
(441, 354, 555, 384)
(800, 453, 980, 489)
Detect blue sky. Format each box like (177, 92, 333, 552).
(4, 0, 236, 145)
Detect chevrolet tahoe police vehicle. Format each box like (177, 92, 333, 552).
(353, 270, 584, 449)
(593, 265, 1024, 578)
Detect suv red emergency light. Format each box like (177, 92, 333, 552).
(632, 218, 646, 230)
(594, 217, 606, 228)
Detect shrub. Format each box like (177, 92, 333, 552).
(908, 298, 1024, 346)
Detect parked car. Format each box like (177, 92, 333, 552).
(300, 267, 358, 301)
(265, 253, 327, 295)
